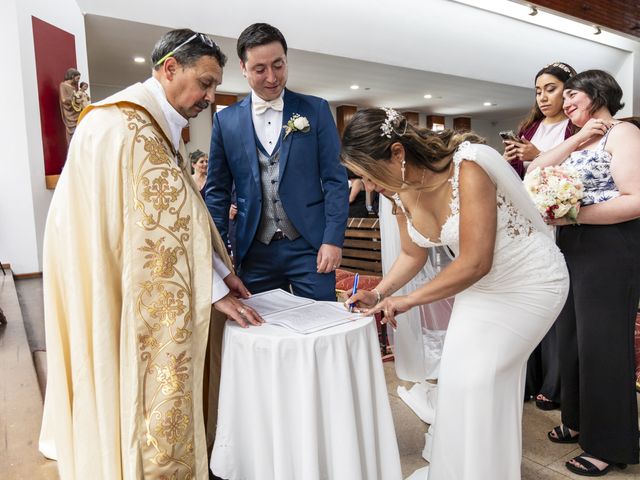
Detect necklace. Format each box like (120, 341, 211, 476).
(414, 168, 427, 211)
(416, 161, 454, 194)
(408, 162, 453, 215)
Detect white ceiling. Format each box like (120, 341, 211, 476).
(82, 0, 637, 121)
(85, 15, 533, 119)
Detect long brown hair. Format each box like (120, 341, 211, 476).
(341, 108, 484, 192)
(517, 62, 577, 134)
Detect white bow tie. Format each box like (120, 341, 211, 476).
(253, 96, 284, 115)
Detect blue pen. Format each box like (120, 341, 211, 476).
(350, 273, 360, 312)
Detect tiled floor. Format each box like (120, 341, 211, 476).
(15, 277, 46, 351)
(384, 359, 640, 479)
(1, 274, 58, 479)
(11, 277, 640, 479)
(15, 277, 48, 395)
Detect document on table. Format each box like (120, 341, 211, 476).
(241, 288, 314, 316)
(241, 289, 360, 334)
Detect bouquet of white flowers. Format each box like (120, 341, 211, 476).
(523, 166, 584, 221)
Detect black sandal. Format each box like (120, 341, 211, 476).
(547, 424, 579, 444)
(535, 395, 560, 411)
(565, 453, 627, 477)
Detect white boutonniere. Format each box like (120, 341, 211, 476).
(283, 114, 310, 138)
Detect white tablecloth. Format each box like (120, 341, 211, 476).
(210, 313, 402, 480)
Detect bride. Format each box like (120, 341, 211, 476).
(380, 194, 454, 462)
(344, 108, 569, 479)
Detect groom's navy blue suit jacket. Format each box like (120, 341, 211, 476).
(205, 89, 348, 265)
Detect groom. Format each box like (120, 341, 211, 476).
(206, 23, 348, 300)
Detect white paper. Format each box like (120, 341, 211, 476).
(266, 302, 360, 334)
(241, 289, 314, 316)
(242, 289, 360, 334)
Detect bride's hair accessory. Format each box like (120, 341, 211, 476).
(380, 107, 408, 139)
(546, 62, 574, 76)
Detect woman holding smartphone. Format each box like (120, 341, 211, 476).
(504, 62, 577, 178)
(503, 62, 576, 413)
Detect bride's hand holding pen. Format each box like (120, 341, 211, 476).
(345, 289, 379, 313)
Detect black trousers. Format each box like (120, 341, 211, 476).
(557, 220, 640, 464)
(525, 321, 561, 402)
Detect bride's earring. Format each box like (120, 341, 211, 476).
(401, 159, 406, 183)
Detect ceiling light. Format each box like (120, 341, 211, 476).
(350, 84, 359, 90)
(424, 94, 433, 99)
(593, 26, 602, 35)
(483, 102, 492, 106)
(528, 5, 538, 16)
(134, 56, 146, 63)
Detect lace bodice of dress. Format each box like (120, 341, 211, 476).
(402, 142, 566, 289)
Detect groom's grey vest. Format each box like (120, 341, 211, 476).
(256, 146, 299, 244)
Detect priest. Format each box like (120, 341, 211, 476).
(39, 29, 262, 480)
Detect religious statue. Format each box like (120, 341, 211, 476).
(71, 81, 90, 113)
(58, 67, 81, 144)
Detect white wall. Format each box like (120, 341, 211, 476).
(0, 0, 39, 273)
(0, 0, 88, 274)
(186, 105, 213, 160)
(615, 46, 640, 118)
(90, 83, 121, 102)
(440, 115, 522, 152)
(470, 116, 525, 152)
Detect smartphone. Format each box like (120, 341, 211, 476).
(499, 130, 521, 143)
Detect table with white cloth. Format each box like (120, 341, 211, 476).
(210, 313, 402, 480)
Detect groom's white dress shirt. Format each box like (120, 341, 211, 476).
(251, 90, 284, 156)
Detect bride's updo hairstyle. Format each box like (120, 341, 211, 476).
(341, 108, 484, 192)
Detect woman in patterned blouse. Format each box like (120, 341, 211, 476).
(528, 70, 640, 477)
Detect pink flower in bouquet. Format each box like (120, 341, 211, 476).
(523, 166, 584, 221)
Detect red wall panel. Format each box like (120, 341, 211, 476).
(32, 16, 77, 177)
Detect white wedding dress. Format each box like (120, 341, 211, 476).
(397, 142, 569, 480)
(379, 195, 452, 464)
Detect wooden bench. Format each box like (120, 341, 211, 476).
(340, 217, 382, 276)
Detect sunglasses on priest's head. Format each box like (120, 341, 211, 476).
(155, 33, 216, 66)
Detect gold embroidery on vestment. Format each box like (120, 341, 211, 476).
(124, 106, 196, 478)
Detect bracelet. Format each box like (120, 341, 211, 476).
(373, 288, 382, 304)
